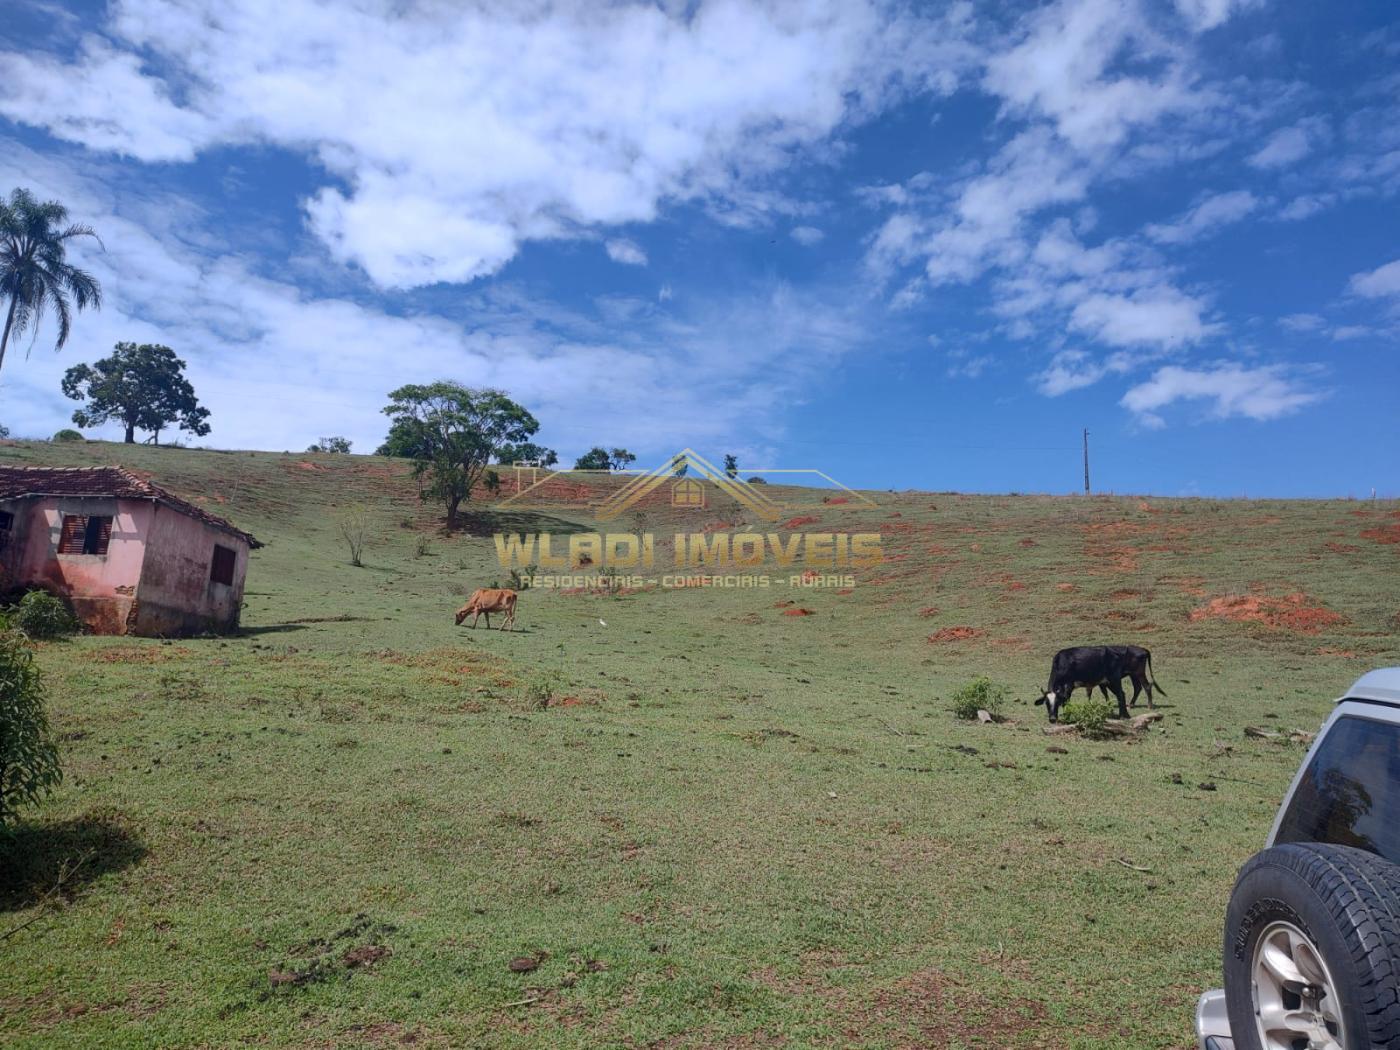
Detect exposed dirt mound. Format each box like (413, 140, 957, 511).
(782, 608, 816, 617)
(1190, 593, 1347, 634)
(1360, 524, 1400, 545)
(928, 627, 982, 642)
(782, 515, 820, 529)
(917, 606, 939, 617)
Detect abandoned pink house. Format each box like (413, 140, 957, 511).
(0, 466, 261, 636)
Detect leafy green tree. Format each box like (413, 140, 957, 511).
(62, 343, 211, 445)
(574, 446, 613, 471)
(52, 428, 84, 442)
(0, 188, 102, 384)
(497, 442, 558, 467)
(0, 631, 61, 827)
(381, 382, 539, 526)
(308, 436, 352, 454)
(723, 453, 738, 479)
(610, 448, 636, 471)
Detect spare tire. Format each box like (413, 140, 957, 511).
(1223, 843, 1400, 1049)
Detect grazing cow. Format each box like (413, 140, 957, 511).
(455, 588, 517, 631)
(1034, 645, 1165, 722)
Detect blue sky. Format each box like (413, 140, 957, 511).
(1, 0, 1397, 497)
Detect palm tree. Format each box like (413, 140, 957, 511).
(0, 187, 102, 383)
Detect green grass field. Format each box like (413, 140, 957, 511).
(2, 440, 1397, 1049)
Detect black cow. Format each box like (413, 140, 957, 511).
(1034, 645, 1166, 723)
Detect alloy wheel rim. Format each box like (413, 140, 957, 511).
(1251, 920, 1346, 1050)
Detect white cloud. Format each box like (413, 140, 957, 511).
(790, 225, 825, 246)
(1036, 349, 1113, 395)
(1278, 193, 1335, 221)
(1330, 325, 1374, 341)
(1069, 286, 1216, 349)
(605, 238, 648, 266)
(1278, 312, 1325, 332)
(1145, 190, 1259, 244)
(1120, 363, 1320, 427)
(983, 0, 1199, 152)
(1349, 258, 1400, 299)
(1173, 0, 1265, 31)
(0, 0, 980, 290)
(1248, 122, 1318, 169)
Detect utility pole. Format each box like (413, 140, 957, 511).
(1082, 428, 1091, 495)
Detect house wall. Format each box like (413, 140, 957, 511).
(0, 496, 150, 633)
(133, 503, 250, 636)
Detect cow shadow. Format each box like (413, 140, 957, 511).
(0, 810, 147, 912)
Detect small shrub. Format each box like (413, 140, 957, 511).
(414, 535, 431, 558)
(0, 631, 62, 826)
(52, 428, 84, 442)
(949, 676, 1009, 720)
(1061, 697, 1116, 739)
(11, 591, 79, 640)
(520, 671, 564, 710)
(336, 504, 370, 567)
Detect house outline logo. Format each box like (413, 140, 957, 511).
(597, 449, 781, 522)
(671, 476, 705, 509)
(499, 446, 876, 522)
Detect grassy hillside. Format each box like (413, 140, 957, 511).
(2, 439, 1398, 1049)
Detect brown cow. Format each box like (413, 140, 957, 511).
(454, 588, 517, 630)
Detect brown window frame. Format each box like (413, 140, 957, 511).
(57, 514, 113, 555)
(210, 544, 237, 586)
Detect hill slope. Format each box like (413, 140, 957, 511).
(2, 439, 1398, 1049)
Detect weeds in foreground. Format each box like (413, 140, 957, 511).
(1061, 697, 1116, 738)
(949, 676, 1009, 720)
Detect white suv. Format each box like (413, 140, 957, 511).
(1196, 668, 1400, 1050)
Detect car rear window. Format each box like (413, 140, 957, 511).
(1274, 714, 1400, 865)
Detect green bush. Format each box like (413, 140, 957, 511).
(1061, 697, 1116, 739)
(949, 676, 1009, 721)
(52, 428, 84, 442)
(0, 631, 62, 826)
(11, 591, 80, 640)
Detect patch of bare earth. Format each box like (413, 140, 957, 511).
(928, 627, 983, 643)
(1189, 593, 1347, 634)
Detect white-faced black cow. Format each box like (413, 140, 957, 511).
(1034, 645, 1166, 723)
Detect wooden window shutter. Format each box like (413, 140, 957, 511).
(58, 515, 88, 554)
(87, 516, 113, 555)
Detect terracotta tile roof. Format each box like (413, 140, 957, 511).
(0, 466, 262, 547)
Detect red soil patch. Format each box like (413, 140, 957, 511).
(1360, 524, 1400, 545)
(1054, 582, 1075, 593)
(295, 460, 324, 471)
(1326, 542, 1361, 554)
(836, 588, 854, 595)
(1110, 589, 1142, 600)
(926, 544, 953, 557)
(1018, 537, 1038, 547)
(782, 516, 820, 529)
(917, 606, 940, 617)
(774, 599, 795, 607)
(782, 608, 816, 616)
(1190, 593, 1347, 634)
(928, 626, 982, 643)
